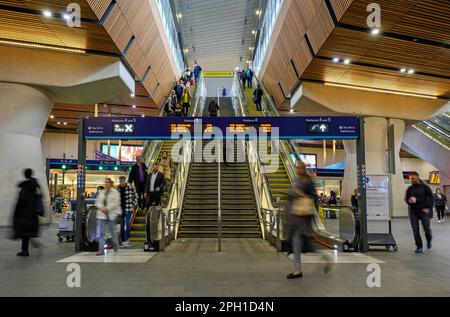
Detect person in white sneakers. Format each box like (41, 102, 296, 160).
(96, 178, 122, 255)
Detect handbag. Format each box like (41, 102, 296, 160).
(291, 196, 314, 217)
(35, 186, 44, 217)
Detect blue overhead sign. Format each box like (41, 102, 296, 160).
(83, 116, 359, 140)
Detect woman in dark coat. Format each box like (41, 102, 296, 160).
(13, 168, 41, 256)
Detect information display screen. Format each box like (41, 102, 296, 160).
(84, 116, 359, 140)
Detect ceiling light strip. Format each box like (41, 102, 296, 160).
(0, 39, 85, 54)
(324, 82, 438, 100)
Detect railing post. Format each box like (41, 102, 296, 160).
(161, 212, 166, 251)
(276, 212, 281, 251)
(217, 139, 222, 252)
(167, 210, 172, 243)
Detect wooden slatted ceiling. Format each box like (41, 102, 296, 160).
(85, 0, 112, 20)
(260, 0, 450, 107)
(260, 0, 333, 102)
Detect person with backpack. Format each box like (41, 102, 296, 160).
(208, 99, 220, 117)
(253, 84, 264, 111)
(12, 168, 44, 257)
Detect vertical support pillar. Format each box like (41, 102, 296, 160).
(75, 119, 87, 252)
(356, 117, 368, 253)
(323, 140, 327, 166)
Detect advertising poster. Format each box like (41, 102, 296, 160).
(366, 174, 390, 221)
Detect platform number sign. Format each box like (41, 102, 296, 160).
(358, 164, 367, 189)
(77, 164, 85, 190)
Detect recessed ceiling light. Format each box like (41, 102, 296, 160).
(132, 105, 136, 109)
(332, 57, 340, 63)
(252, 30, 256, 35)
(408, 69, 415, 74)
(289, 109, 295, 113)
(141, 114, 145, 118)
(400, 68, 407, 73)
(130, 93, 135, 97)
(343, 59, 351, 65)
(50, 115, 55, 119)
(57, 122, 61, 125)
(43, 10, 52, 18)
(371, 28, 380, 35)
(63, 122, 68, 126)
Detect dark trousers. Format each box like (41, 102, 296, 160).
(146, 191, 162, 207)
(182, 103, 190, 116)
(436, 205, 446, 220)
(120, 213, 132, 242)
(242, 78, 246, 89)
(135, 182, 146, 208)
(21, 237, 29, 252)
(247, 77, 253, 88)
(255, 100, 262, 111)
(409, 210, 432, 248)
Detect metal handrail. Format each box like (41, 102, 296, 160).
(217, 139, 222, 252)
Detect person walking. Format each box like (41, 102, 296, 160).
(246, 67, 253, 88)
(194, 63, 202, 83)
(118, 176, 137, 247)
(208, 99, 220, 117)
(286, 163, 330, 279)
(241, 69, 247, 89)
(253, 84, 264, 111)
(434, 188, 447, 223)
(96, 178, 121, 256)
(181, 87, 192, 116)
(328, 191, 337, 205)
(128, 156, 148, 208)
(12, 168, 43, 257)
(145, 164, 166, 207)
(405, 172, 434, 253)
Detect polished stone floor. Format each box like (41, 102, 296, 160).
(1, 218, 450, 297)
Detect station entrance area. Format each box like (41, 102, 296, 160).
(74, 93, 371, 256)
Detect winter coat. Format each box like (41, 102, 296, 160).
(13, 178, 40, 239)
(96, 188, 122, 221)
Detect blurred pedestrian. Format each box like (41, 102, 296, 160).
(286, 163, 330, 279)
(12, 168, 43, 257)
(96, 178, 121, 255)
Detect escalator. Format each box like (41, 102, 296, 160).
(403, 112, 450, 178)
(240, 82, 357, 251)
(178, 97, 261, 238)
(129, 139, 179, 245)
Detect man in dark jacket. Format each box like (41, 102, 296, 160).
(145, 164, 166, 207)
(253, 85, 264, 111)
(128, 156, 148, 208)
(405, 172, 434, 253)
(13, 168, 42, 256)
(208, 99, 219, 117)
(118, 176, 137, 247)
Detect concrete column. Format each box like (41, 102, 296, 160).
(342, 117, 408, 217)
(0, 83, 53, 227)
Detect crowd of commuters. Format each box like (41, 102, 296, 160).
(94, 158, 167, 255)
(164, 63, 202, 117)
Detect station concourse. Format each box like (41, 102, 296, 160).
(0, 0, 449, 299)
